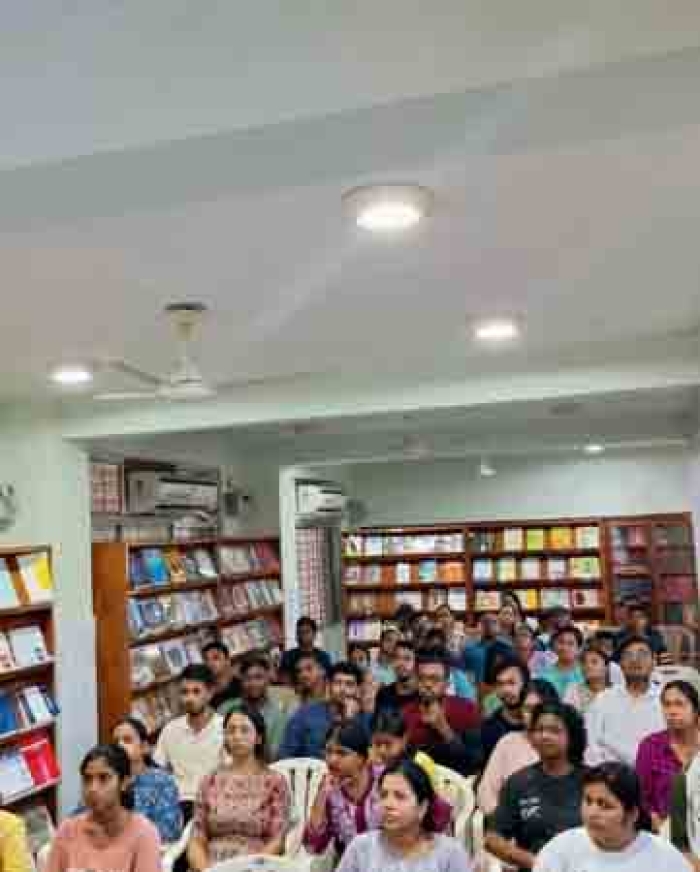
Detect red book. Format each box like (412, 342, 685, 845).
(17, 734, 59, 786)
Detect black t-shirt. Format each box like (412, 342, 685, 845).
(487, 762, 584, 871)
(375, 682, 418, 712)
(211, 676, 241, 711)
(481, 708, 524, 764)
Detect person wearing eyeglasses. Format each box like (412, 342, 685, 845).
(586, 636, 664, 767)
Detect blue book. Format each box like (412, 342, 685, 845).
(141, 549, 169, 585)
(0, 693, 19, 735)
(129, 553, 147, 588)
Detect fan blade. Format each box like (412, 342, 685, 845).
(215, 370, 323, 391)
(92, 391, 161, 402)
(100, 359, 163, 387)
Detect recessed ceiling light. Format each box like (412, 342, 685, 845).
(473, 318, 520, 342)
(50, 364, 93, 386)
(583, 443, 605, 455)
(479, 457, 496, 477)
(342, 184, 433, 232)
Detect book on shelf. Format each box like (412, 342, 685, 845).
(434, 532, 464, 552)
(575, 526, 600, 549)
(550, 527, 574, 550)
(503, 528, 524, 551)
(193, 548, 217, 578)
(440, 561, 464, 583)
(547, 558, 568, 581)
(161, 639, 189, 675)
(0, 633, 16, 672)
(471, 530, 497, 553)
(418, 560, 438, 583)
(570, 556, 601, 579)
(514, 589, 539, 610)
(525, 529, 545, 551)
(613, 577, 652, 605)
(447, 589, 467, 611)
(180, 552, 200, 581)
(140, 645, 171, 683)
(344, 565, 362, 585)
(347, 618, 382, 642)
(571, 589, 601, 609)
(520, 558, 541, 581)
(140, 549, 169, 585)
(540, 588, 571, 609)
(0, 748, 35, 798)
(575, 619, 602, 638)
(475, 590, 501, 610)
(659, 575, 696, 604)
(250, 542, 280, 572)
(394, 591, 422, 610)
(129, 590, 220, 640)
(16, 553, 53, 605)
(426, 589, 448, 611)
(0, 559, 20, 610)
(18, 803, 54, 855)
(163, 548, 187, 584)
(8, 626, 49, 667)
(365, 565, 382, 584)
(655, 524, 691, 548)
(344, 535, 363, 557)
(18, 733, 60, 787)
(496, 558, 517, 583)
(387, 535, 406, 555)
(18, 687, 57, 727)
(473, 559, 493, 583)
(395, 562, 411, 585)
(364, 536, 384, 557)
(347, 593, 377, 616)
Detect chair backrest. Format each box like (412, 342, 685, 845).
(270, 757, 327, 855)
(654, 664, 700, 697)
(208, 855, 304, 872)
(433, 765, 474, 818)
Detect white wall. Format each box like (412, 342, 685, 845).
(347, 447, 691, 525)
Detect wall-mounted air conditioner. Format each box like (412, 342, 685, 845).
(296, 482, 347, 520)
(126, 471, 219, 514)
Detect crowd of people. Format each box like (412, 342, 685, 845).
(5, 604, 700, 871)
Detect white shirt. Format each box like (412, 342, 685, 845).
(585, 683, 664, 766)
(154, 712, 223, 801)
(533, 826, 691, 872)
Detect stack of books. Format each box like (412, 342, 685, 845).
(0, 686, 57, 736)
(219, 542, 280, 576)
(0, 732, 59, 801)
(0, 626, 50, 672)
(127, 590, 219, 640)
(129, 546, 218, 588)
(220, 617, 282, 657)
(218, 579, 282, 618)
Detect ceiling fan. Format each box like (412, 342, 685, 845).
(93, 302, 292, 402)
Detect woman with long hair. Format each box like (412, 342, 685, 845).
(187, 705, 290, 871)
(112, 716, 182, 843)
(46, 744, 161, 872)
(535, 763, 689, 871)
(485, 701, 587, 872)
(563, 645, 612, 714)
(337, 758, 471, 872)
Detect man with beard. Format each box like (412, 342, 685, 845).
(294, 650, 329, 705)
(481, 659, 530, 763)
(375, 639, 419, 712)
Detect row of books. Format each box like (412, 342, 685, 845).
(0, 627, 50, 671)
(0, 553, 53, 610)
(128, 591, 219, 640)
(345, 560, 464, 586)
(0, 732, 59, 801)
(473, 556, 601, 583)
(218, 579, 283, 618)
(220, 617, 282, 657)
(344, 533, 464, 557)
(219, 543, 280, 575)
(131, 683, 179, 735)
(130, 546, 217, 587)
(347, 588, 467, 616)
(131, 636, 204, 689)
(474, 587, 602, 611)
(470, 526, 600, 553)
(0, 686, 58, 736)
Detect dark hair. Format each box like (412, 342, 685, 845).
(551, 625, 584, 648)
(380, 626, 401, 645)
(515, 623, 537, 639)
(348, 642, 369, 659)
(326, 718, 371, 758)
(594, 629, 616, 643)
(179, 663, 215, 687)
(424, 628, 448, 649)
(371, 706, 407, 738)
(329, 661, 363, 686)
(80, 744, 134, 810)
(112, 717, 156, 767)
(616, 634, 654, 660)
(530, 701, 586, 765)
(493, 657, 530, 688)
(297, 616, 318, 634)
(434, 604, 453, 616)
(379, 758, 438, 832)
(223, 703, 268, 761)
(501, 593, 525, 620)
(627, 603, 649, 618)
(661, 680, 700, 713)
(525, 678, 560, 706)
(202, 641, 229, 658)
(416, 651, 450, 678)
(583, 763, 652, 831)
(395, 639, 415, 655)
(581, 644, 611, 686)
(239, 652, 271, 675)
(294, 649, 328, 672)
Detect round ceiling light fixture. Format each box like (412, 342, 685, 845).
(473, 317, 520, 343)
(583, 443, 605, 455)
(50, 364, 93, 386)
(342, 184, 433, 232)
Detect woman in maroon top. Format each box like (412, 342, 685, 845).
(636, 680, 700, 830)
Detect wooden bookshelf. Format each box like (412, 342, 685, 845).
(92, 536, 284, 740)
(0, 546, 59, 823)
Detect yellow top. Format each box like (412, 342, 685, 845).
(0, 812, 33, 872)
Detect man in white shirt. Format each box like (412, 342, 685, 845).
(154, 663, 224, 821)
(585, 636, 664, 766)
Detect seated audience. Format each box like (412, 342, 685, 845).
(187, 705, 290, 870)
(586, 636, 664, 766)
(564, 645, 612, 714)
(46, 744, 161, 872)
(154, 664, 223, 821)
(478, 679, 559, 814)
(534, 762, 689, 872)
(375, 639, 419, 711)
(279, 616, 333, 683)
(348, 643, 370, 672)
(540, 626, 585, 699)
(537, 607, 572, 651)
(220, 652, 289, 758)
(485, 701, 586, 872)
(636, 680, 700, 830)
(203, 641, 241, 711)
(670, 744, 700, 871)
(112, 716, 183, 843)
(593, 629, 617, 660)
(336, 758, 472, 872)
(370, 706, 413, 767)
(0, 811, 33, 872)
(422, 632, 476, 700)
(279, 661, 365, 759)
(434, 604, 468, 659)
(403, 652, 481, 776)
(370, 627, 400, 686)
(294, 649, 329, 704)
(514, 624, 555, 677)
(462, 612, 513, 686)
(409, 612, 434, 648)
(614, 602, 669, 661)
(498, 601, 520, 642)
(481, 659, 530, 763)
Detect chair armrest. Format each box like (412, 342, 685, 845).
(162, 820, 193, 872)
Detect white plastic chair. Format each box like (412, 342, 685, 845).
(270, 758, 327, 858)
(433, 764, 476, 848)
(653, 664, 700, 696)
(208, 856, 306, 872)
(162, 820, 194, 872)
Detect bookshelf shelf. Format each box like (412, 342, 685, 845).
(0, 720, 55, 747)
(473, 580, 602, 590)
(344, 582, 465, 592)
(3, 779, 61, 808)
(0, 661, 54, 684)
(0, 604, 53, 619)
(471, 548, 600, 559)
(93, 537, 284, 740)
(344, 552, 464, 563)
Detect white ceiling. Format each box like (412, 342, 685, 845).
(2, 4, 700, 418)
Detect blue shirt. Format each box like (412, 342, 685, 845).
(277, 703, 370, 760)
(540, 663, 585, 699)
(449, 669, 477, 701)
